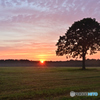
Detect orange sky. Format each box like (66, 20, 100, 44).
(0, 0, 100, 61)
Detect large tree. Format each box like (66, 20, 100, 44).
(56, 18, 100, 69)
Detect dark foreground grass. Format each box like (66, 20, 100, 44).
(0, 67, 100, 100)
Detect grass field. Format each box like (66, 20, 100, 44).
(0, 67, 100, 100)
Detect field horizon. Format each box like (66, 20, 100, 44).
(0, 59, 100, 67)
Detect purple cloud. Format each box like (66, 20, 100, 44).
(0, 0, 100, 60)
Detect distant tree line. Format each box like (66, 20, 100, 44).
(0, 59, 99, 67)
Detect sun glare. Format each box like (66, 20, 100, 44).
(40, 60, 45, 64)
(41, 61, 44, 63)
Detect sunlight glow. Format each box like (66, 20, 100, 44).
(40, 60, 45, 64)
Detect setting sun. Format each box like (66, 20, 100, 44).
(40, 60, 45, 64)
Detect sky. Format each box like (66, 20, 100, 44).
(0, 0, 100, 61)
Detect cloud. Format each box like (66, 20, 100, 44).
(0, 0, 100, 25)
(0, 0, 100, 60)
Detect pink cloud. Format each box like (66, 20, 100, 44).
(0, 0, 100, 60)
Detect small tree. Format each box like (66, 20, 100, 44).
(56, 18, 100, 69)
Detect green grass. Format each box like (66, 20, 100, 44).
(0, 67, 100, 100)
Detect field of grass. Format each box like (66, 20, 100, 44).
(0, 66, 100, 100)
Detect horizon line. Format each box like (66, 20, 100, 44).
(0, 58, 100, 62)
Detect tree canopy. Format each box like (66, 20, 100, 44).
(56, 18, 100, 69)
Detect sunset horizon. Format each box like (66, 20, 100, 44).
(0, 0, 100, 61)
(0, 1, 100, 99)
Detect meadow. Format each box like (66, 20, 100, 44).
(0, 66, 100, 100)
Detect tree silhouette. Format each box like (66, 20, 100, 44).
(56, 18, 100, 69)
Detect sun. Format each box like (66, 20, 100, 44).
(40, 60, 45, 64)
(41, 60, 44, 63)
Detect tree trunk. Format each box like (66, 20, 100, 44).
(82, 52, 85, 70)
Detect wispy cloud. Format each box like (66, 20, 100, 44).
(0, 0, 100, 60)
